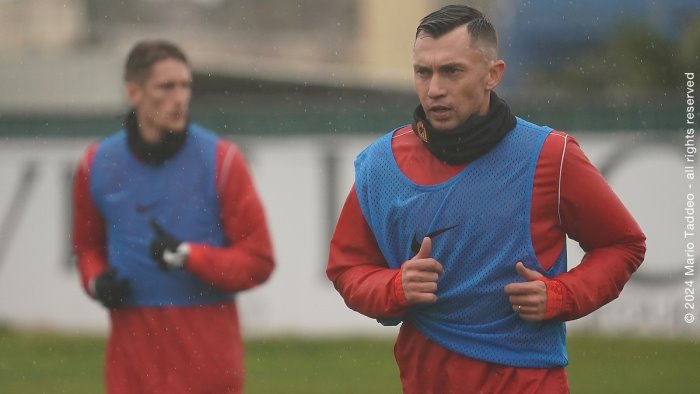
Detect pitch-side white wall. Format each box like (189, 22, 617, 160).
(0, 132, 694, 337)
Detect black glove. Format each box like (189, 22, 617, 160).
(91, 268, 132, 308)
(149, 219, 190, 270)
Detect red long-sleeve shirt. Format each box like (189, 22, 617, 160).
(73, 138, 274, 394)
(327, 126, 646, 393)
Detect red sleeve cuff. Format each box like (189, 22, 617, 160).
(392, 268, 410, 308)
(542, 278, 565, 320)
(184, 243, 207, 271)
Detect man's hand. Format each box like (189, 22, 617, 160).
(90, 268, 132, 308)
(401, 237, 443, 305)
(149, 220, 190, 270)
(504, 262, 547, 321)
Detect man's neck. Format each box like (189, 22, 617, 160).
(135, 116, 163, 144)
(125, 111, 188, 166)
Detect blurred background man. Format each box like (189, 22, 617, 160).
(72, 40, 275, 393)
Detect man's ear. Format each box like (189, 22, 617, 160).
(485, 60, 506, 90)
(125, 81, 142, 107)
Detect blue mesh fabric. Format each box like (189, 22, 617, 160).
(90, 124, 231, 307)
(355, 118, 567, 367)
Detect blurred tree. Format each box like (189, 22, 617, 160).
(531, 19, 698, 100)
(604, 23, 681, 91)
(678, 15, 700, 68)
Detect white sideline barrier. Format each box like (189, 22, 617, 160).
(0, 132, 695, 338)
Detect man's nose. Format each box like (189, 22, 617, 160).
(173, 86, 191, 104)
(427, 75, 446, 98)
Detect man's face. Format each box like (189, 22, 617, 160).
(413, 26, 503, 131)
(128, 58, 192, 135)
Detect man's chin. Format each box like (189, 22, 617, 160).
(163, 121, 187, 133)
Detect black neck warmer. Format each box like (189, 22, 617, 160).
(411, 91, 516, 165)
(125, 110, 188, 166)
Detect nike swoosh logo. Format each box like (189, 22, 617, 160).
(135, 201, 159, 214)
(411, 224, 459, 254)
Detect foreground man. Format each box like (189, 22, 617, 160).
(327, 5, 645, 393)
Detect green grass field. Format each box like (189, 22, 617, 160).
(0, 328, 698, 393)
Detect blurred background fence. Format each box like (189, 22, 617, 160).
(0, 0, 698, 339)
